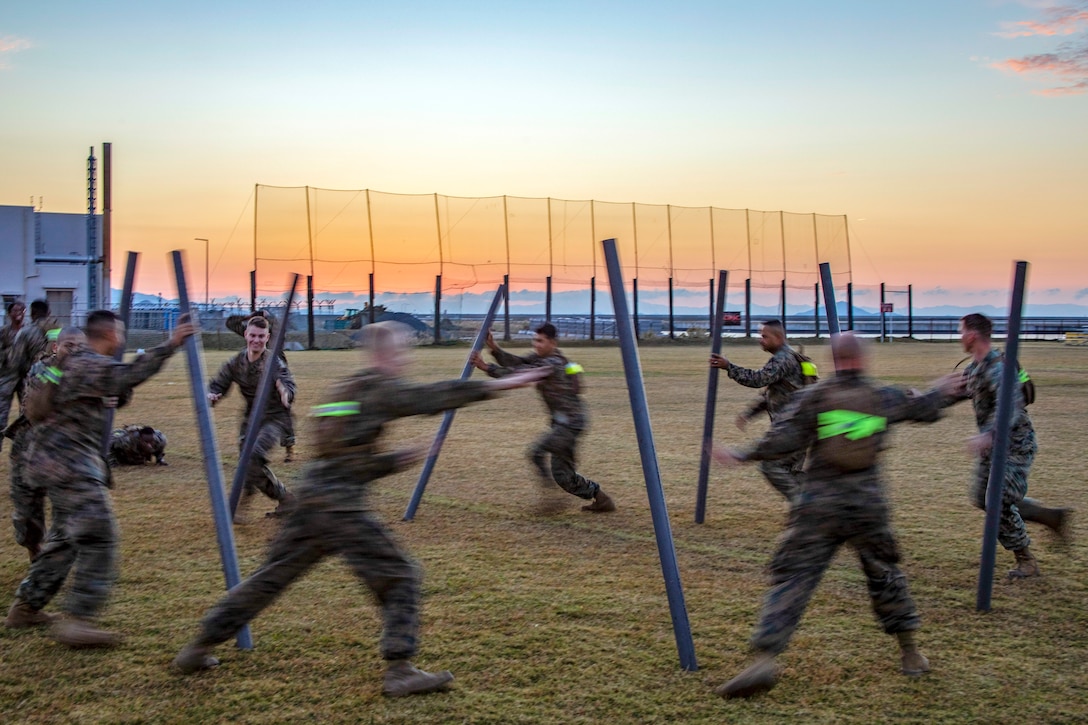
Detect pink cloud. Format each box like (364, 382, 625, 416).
(0, 35, 32, 70)
(992, 3, 1088, 95)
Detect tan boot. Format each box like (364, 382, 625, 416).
(382, 660, 454, 697)
(897, 631, 930, 676)
(715, 652, 780, 699)
(51, 617, 122, 649)
(1007, 546, 1040, 581)
(173, 642, 221, 674)
(5, 598, 59, 629)
(581, 488, 617, 513)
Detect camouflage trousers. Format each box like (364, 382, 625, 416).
(239, 421, 290, 502)
(530, 423, 599, 500)
(195, 501, 422, 661)
(759, 450, 806, 502)
(751, 484, 920, 655)
(280, 414, 296, 448)
(8, 424, 46, 555)
(16, 474, 118, 620)
(971, 447, 1034, 552)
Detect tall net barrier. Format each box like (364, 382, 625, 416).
(253, 185, 852, 328)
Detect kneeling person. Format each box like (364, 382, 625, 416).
(108, 425, 167, 466)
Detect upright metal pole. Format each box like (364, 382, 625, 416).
(546, 275, 553, 323)
(880, 282, 887, 342)
(404, 284, 506, 521)
(171, 250, 252, 650)
(633, 278, 640, 338)
(780, 279, 787, 334)
(908, 284, 914, 338)
(745, 278, 752, 338)
(708, 278, 714, 331)
(601, 239, 697, 672)
(668, 277, 675, 339)
(100, 252, 138, 457)
(249, 271, 256, 313)
(368, 272, 376, 324)
(847, 282, 854, 331)
(227, 275, 299, 517)
(589, 276, 596, 341)
(102, 142, 112, 309)
(695, 270, 728, 524)
(503, 273, 511, 341)
(977, 261, 1030, 612)
(814, 283, 820, 338)
(306, 275, 315, 350)
(819, 263, 840, 334)
(434, 275, 442, 345)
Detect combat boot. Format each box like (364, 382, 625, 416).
(284, 445, 295, 463)
(1019, 499, 1073, 544)
(51, 617, 121, 648)
(5, 598, 58, 628)
(267, 491, 297, 519)
(1007, 546, 1040, 581)
(581, 488, 616, 513)
(715, 652, 780, 699)
(173, 642, 221, 674)
(382, 660, 454, 697)
(897, 631, 930, 676)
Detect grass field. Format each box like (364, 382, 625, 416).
(1, 340, 1085, 724)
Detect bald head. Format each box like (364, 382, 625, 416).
(831, 332, 868, 372)
(361, 321, 413, 375)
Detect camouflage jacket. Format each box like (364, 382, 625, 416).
(483, 346, 586, 428)
(209, 349, 295, 430)
(108, 425, 167, 465)
(727, 345, 806, 422)
(961, 349, 1034, 456)
(0, 321, 26, 386)
(25, 341, 180, 478)
(305, 369, 496, 510)
(740, 370, 947, 484)
(10, 317, 59, 381)
(2, 356, 55, 441)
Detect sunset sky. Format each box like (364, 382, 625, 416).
(2, 1, 1086, 309)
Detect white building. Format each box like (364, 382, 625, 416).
(0, 204, 104, 327)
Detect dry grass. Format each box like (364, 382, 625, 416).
(1, 341, 1085, 724)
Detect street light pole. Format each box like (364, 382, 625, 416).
(194, 238, 209, 308)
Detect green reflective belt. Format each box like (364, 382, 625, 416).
(312, 401, 361, 417)
(38, 366, 63, 385)
(1018, 368, 1030, 384)
(565, 363, 584, 375)
(817, 409, 887, 441)
(801, 361, 818, 377)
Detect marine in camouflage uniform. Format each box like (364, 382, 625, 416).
(953, 313, 1071, 581)
(225, 311, 296, 460)
(472, 322, 616, 512)
(0, 301, 28, 453)
(5, 311, 192, 644)
(209, 316, 295, 513)
(711, 320, 808, 501)
(4, 326, 73, 560)
(174, 321, 547, 697)
(712, 333, 956, 699)
(108, 424, 168, 466)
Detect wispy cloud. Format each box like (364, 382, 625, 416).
(991, 2, 1088, 95)
(0, 35, 32, 70)
(1075, 287, 1088, 299)
(924, 286, 951, 296)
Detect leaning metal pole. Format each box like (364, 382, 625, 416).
(602, 238, 697, 671)
(171, 250, 252, 649)
(100, 251, 138, 458)
(695, 269, 728, 524)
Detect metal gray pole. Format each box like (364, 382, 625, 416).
(695, 270, 728, 524)
(977, 261, 1029, 612)
(227, 275, 300, 517)
(101, 251, 138, 458)
(171, 250, 252, 649)
(819, 263, 840, 334)
(404, 284, 506, 521)
(602, 238, 697, 671)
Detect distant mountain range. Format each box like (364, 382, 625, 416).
(116, 289, 1088, 319)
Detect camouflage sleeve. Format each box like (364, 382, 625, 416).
(208, 356, 237, 397)
(11, 326, 46, 379)
(64, 342, 179, 399)
(981, 358, 1025, 435)
(380, 379, 496, 418)
(879, 386, 946, 425)
(727, 354, 793, 389)
(740, 388, 818, 461)
(276, 358, 297, 404)
(225, 315, 248, 338)
(154, 430, 167, 463)
(741, 396, 768, 421)
(488, 346, 534, 372)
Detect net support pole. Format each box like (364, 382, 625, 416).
(589, 276, 596, 340)
(306, 275, 315, 350)
(546, 275, 553, 323)
(100, 251, 138, 457)
(171, 250, 252, 650)
(695, 270, 728, 524)
(602, 238, 697, 672)
(503, 273, 511, 341)
(368, 273, 376, 324)
(977, 261, 1029, 612)
(745, 278, 752, 337)
(819, 263, 841, 335)
(668, 277, 675, 339)
(249, 271, 256, 314)
(404, 284, 506, 521)
(228, 275, 300, 517)
(434, 275, 442, 345)
(813, 282, 820, 338)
